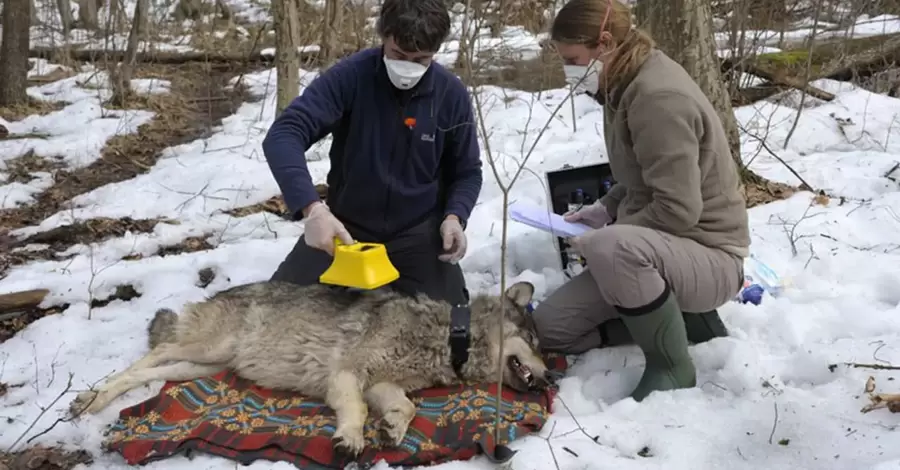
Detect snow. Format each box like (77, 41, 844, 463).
(0, 67, 160, 208)
(713, 13, 900, 52)
(2, 10, 900, 470)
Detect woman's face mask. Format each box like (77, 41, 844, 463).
(383, 56, 430, 90)
(563, 60, 603, 95)
(555, 40, 609, 96)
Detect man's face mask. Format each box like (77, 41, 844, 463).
(383, 56, 429, 90)
(563, 60, 603, 95)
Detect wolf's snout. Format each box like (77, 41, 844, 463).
(544, 370, 561, 385)
(545, 370, 564, 384)
(528, 370, 559, 391)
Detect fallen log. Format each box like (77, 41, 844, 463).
(0, 288, 49, 315)
(28, 46, 356, 66)
(741, 62, 836, 101)
(819, 32, 900, 80)
(722, 32, 900, 105)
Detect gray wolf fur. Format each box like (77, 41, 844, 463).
(70, 280, 553, 456)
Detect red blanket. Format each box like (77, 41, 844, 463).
(104, 354, 566, 469)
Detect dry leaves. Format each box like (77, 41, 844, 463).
(0, 446, 92, 470)
(860, 376, 900, 413)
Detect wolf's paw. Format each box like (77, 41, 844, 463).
(332, 425, 365, 456)
(379, 405, 414, 447)
(69, 390, 101, 417)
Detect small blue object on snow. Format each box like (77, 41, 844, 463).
(734, 255, 787, 306)
(739, 284, 765, 305)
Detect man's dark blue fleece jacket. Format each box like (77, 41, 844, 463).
(261, 47, 483, 238)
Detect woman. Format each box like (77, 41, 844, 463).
(531, 0, 750, 402)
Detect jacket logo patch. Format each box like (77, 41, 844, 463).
(421, 133, 435, 142)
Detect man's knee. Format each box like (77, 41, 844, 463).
(270, 235, 332, 285)
(531, 298, 602, 354)
(531, 302, 577, 352)
(388, 255, 468, 304)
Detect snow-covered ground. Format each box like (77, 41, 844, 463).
(2, 9, 900, 470)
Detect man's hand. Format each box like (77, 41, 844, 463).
(563, 201, 613, 229)
(438, 215, 467, 264)
(303, 202, 354, 256)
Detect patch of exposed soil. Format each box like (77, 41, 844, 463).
(224, 195, 290, 219)
(0, 98, 68, 122)
(1, 151, 67, 185)
(121, 234, 215, 261)
(0, 445, 92, 470)
(197, 266, 217, 287)
(3, 225, 217, 281)
(0, 62, 250, 232)
(17, 217, 173, 248)
(157, 235, 215, 256)
(744, 177, 799, 208)
(26, 65, 77, 86)
(1, 247, 72, 274)
(90, 284, 142, 308)
(0, 284, 141, 343)
(0, 303, 69, 344)
(1, 217, 175, 277)
(222, 184, 328, 219)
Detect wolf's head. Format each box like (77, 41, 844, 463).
(468, 281, 558, 393)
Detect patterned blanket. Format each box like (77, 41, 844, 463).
(104, 354, 567, 469)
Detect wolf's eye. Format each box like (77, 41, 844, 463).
(526, 331, 539, 348)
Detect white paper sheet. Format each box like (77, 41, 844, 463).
(509, 201, 592, 238)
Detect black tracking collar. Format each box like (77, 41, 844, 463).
(449, 304, 471, 377)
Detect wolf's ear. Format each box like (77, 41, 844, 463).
(504, 282, 535, 309)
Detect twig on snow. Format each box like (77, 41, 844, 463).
(767, 402, 779, 445)
(6, 373, 74, 452)
(840, 362, 900, 371)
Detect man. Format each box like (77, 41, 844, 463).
(261, 0, 482, 306)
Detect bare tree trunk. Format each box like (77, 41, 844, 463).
(322, 0, 344, 65)
(490, 0, 506, 37)
(273, 0, 301, 115)
(109, 0, 148, 106)
(136, 0, 150, 38)
(454, 1, 473, 70)
(173, 0, 203, 21)
(636, 0, 744, 176)
(215, 0, 233, 23)
(77, 0, 99, 29)
(57, 0, 74, 37)
(110, 0, 126, 32)
(0, 0, 32, 107)
(30, 0, 39, 26)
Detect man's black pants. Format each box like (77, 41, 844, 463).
(270, 216, 469, 305)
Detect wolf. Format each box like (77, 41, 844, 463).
(69, 280, 555, 456)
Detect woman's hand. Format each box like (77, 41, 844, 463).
(563, 201, 613, 229)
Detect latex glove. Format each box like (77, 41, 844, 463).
(438, 216, 467, 264)
(565, 236, 583, 257)
(563, 201, 613, 229)
(303, 203, 353, 256)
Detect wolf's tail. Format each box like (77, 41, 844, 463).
(147, 308, 178, 349)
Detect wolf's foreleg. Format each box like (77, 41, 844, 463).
(326, 370, 368, 456)
(365, 382, 416, 447)
(70, 361, 223, 416)
(70, 341, 234, 416)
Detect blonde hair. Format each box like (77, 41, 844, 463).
(550, 0, 655, 91)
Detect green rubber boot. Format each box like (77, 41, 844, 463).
(619, 290, 697, 402)
(682, 310, 729, 343)
(599, 310, 728, 346)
